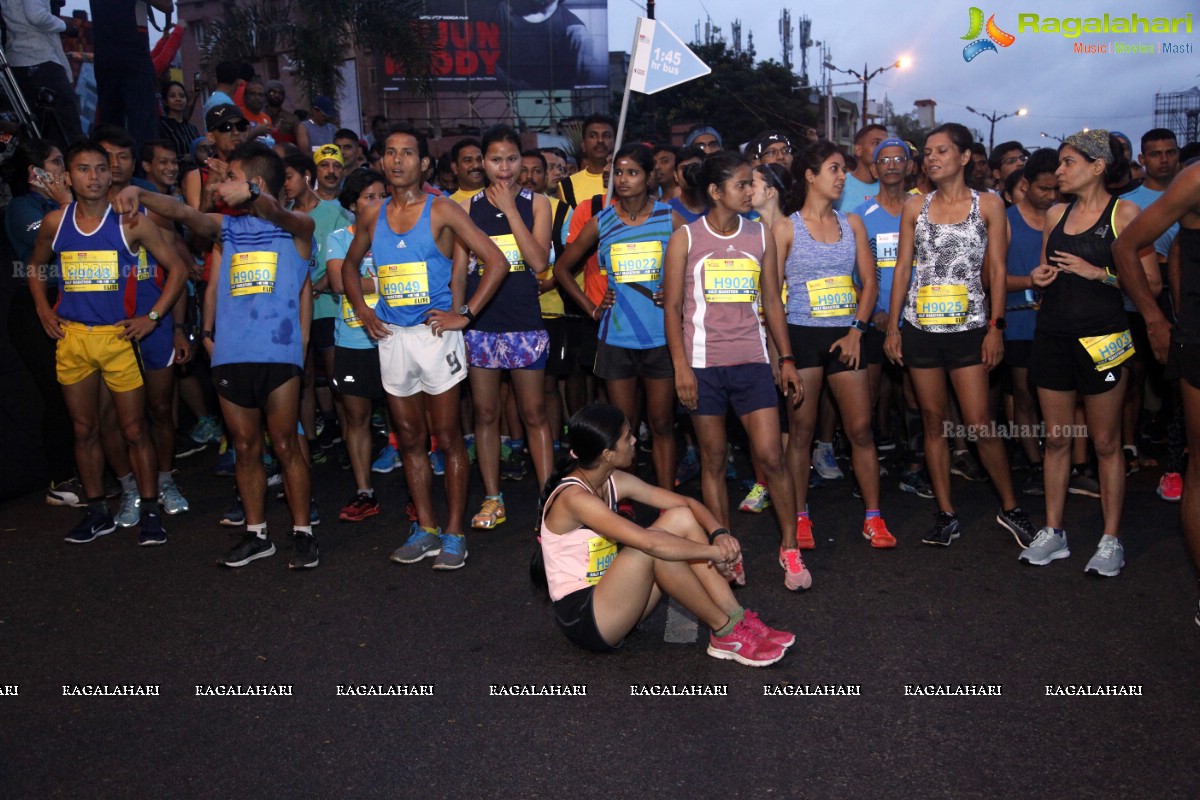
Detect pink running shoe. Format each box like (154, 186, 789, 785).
(779, 547, 813, 591)
(742, 609, 795, 648)
(707, 620, 786, 667)
(1158, 472, 1182, 503)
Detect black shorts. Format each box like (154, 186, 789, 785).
(577, 318, 599, 375)
(788, 324, 865, 375)
(594, 342, 674, 381)
(1004, 338, 1034, 370)
(311, 317, 336, 351)
(1127, 312, 1150, 367)
(544, 317, 572, 377)
(902, 325, 986, 370)
(1029, 330, 1130, 395)
(863, 327, 885, 366)
(331, 346, 383, 399)
(213, 362, 303, 408)
(553, 586, 618, 653)
(1167, 339, 1200, 390)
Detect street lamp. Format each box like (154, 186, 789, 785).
(1040, 131, 1064, 143)
(824, 57, 910, 126)
(966, 106, 1027, 151)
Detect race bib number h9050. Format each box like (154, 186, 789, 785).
(229, 251, 278, 296)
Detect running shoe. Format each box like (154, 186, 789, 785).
(876, 436, 897, 453)
(471, 497, 507, 529)
(863, 517, 897, 548)
(500, 451, 526, 481)
(310, 498, 321, 526)
(213, 445, 236, 477)
(1019, 527, 1070, 566)
(1068, 469, 1101, 498)
(46, 477, 85, 508)
(1084, 535, 1124, 577)
(64, 508, 116, 544)
(221, 532, 275, 567)
(725, 443, 737, 480)
(812, 442, 843, 480)
(674, 448, 700, 486)
(114, 489, 141, 528)
(738, 483, 770, 513)
(369, 443, 398, 474)
(339, 492, 381, 522)
(707, 620, 786, 667)
(219, 496, 245, 527)
(310, 447, 328, 466)
(794, 516, 816, 550)
(138, 511, 167, 547)
(190, 415, 222, 444)
(1021, 464, 1045, 497)
(617, 500, 636, 521)
(158, 479, 190, 515)
(779, 547, 813, 591)
(996, 506, 1036, 549)
(391, 523, 442, 563)
(1157, 472, 1182, 503)
(921, 511, 961, 546)
(174, 434, 207, 460)
(288, 530, 320, 569)
(432, 533, 468, 570)
(899, 466, 935, 499)
(741, 610, 795, 648)
(951, 450, 987, 482)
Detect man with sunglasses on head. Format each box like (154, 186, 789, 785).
(183, 104, 251, 213)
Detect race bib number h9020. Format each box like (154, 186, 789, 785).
(703, 258, 759, 303)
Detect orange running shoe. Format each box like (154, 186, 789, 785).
(795, 515, 816, 549)
(863, 516, 897, 548)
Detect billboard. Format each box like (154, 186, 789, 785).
(398, 0, 608, 91)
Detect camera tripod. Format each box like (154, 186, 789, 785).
(0, 41, 43, 139)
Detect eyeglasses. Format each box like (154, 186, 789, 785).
(761, 147, 793, 159)
(876, 155, 909, 165)
(215, 120, 250, 134)
(695, 140, 720, 151)
(546, 163, 567, 173)
(1002, 154, 1029, 166)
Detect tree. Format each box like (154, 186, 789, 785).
(890, 111, 931, 149)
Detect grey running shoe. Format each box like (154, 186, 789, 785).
(159, 479, 190, 515)
(114, 489, 141, 528)
(1019, 527, 1070, 566)
(1084, 535, 1124, 577)
(432, 533, 468, 570)
(1068, 470, 1101, 498)
(812, 442, 844, 480)
(391, 524, 442, 564)
(951, 450, 987, 482)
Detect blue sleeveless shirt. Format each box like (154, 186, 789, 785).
(597, 201, 672, 349)
(52, 202, 140, 325)
(371, 194, 453, 327)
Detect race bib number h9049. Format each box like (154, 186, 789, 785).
(378, 261, 430, 307)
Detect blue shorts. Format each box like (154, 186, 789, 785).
(690, 363, 777, 417)
(139, 320, 176, 372)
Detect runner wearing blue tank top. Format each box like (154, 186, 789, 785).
(339, 126, 512, 570)
(775, 141, 895, 551)
(884, 123, 1035, 550)
(456, 125, 555, 531)
(118, 142, 320, 569)
(554, 144, 685, 491)
(1022, 131, 1160, 577)
(27, 141, 189, 547)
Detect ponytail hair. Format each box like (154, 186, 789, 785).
(785, 139, 842, 216)
(531, 403, 629, 595)
(754, 162, 792, 214)
(682, 150, 747, 206)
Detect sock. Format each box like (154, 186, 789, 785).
(247, 522, 267, 538)
(714, 615, 738, 637)
(140, 497, 160, 515)
(796, 505, 809, 521)
(430, 435, 440, 451)
(293, 525, 313, 536)
(815, 440, 832, 451)
(464, 433, 475, 445)
(118, 472, 136, 493)
(87, 496, 108, 515)
(421, 525, 439, 535)
(388, 432, 399, 449)
(486, 493, 503, 503)
(865, 509, 881, 520)
(727, 606, 745, 627)
(157, 471, 172, 491)
(359, 488, 374, 498)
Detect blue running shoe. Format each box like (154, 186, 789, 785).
(429, 449, 446, 476)
(372, 444, 400, 474)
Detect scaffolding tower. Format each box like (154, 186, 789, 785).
(1154, 87, 1200, 144)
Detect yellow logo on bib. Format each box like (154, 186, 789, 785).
(875, 232, 899, 269)
(230, 251, 278, 296)
(611, 241, 662, 284)
(915, 284, 967, 326)
(485, 234, 524, 273)
(61, 251, 119, 292)
(1080, 331, 1135, 372)
(703, 257, 759, 303)
(806, 275, 857, 318)
(378, 262, 430, 307)
(342, 294, 380, 328)
(586, 535, 617, 585)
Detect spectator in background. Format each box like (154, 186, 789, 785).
(296, 95, 337, 154)
(1, 0, 84, 151)
(238, 79, 272, 134)
(264, 80, 300, 145)
(365, 115, 389, 148)
(90, 0, 172, 150)
(158, 81, 200, 161)
(334, 129, 366, 171)
(203, 61, 238, 113)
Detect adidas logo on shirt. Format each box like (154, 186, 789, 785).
(396, 240, 407, 248)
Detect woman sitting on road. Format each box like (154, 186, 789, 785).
(534, 404, 794, 667)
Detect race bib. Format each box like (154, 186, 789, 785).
(611, 241, 662, 284)
(806, 275, 857, 318)
(915, 284, 967, 326)
(137, 247, 152, 281)
(586, 536, 617, 585)
(229, 251, 278, 296)
(703, 258, 759, 303)
(486, 233, 524, 272)
(1080, 331, 1135, 372)
(875, 232, 899, 269)
(342, 293, 380, 328)
(61, 251, 119, 292)
(378, 261, 430, 307)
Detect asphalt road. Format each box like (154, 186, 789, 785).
(2, 438, 1198, 798)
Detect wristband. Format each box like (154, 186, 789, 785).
(707, 527, 731, 544)
(777, 355, 795, 368)
(1102, 270, 1118, 287)
(849, 319, 868, 333)
(173, 324, 187, 332)
(201, 330, 214, 340)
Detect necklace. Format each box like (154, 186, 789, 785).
(710, 216, 739, 235)
(623, 196, 651, 221)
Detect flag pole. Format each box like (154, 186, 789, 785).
(609, 17, 650, 204)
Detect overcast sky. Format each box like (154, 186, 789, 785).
(65, 0, 1197, 151)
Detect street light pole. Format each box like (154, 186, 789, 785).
(824, 57, 909, 127)
(966, 106, 1028, 150)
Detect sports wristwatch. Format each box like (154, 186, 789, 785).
(459, 304, 476, 324)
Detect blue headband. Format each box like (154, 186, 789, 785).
(873, 138, 912, 162)
(685, 126, 723, 147)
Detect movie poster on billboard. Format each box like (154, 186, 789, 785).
(420, 0, 608, 91)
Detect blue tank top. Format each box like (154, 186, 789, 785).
(1004, 205, 1041, 341)
(370, 195, 453, 327)
(326, 225, 378, 350)
(212, 215, 309, 367)
(465, 188, 544, 334)
(784, 210, 859, 328)
(52, 202, 140, 325)
(854, 198, 909, 316)
(597, 201, 672, 349)
(667, 196, 704, 223)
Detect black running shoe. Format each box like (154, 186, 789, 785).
(288, 531, 320, 569)
(138, 511, 167, 547)
(221, 533, 275, 567)
(996, 506, 1036, 549)
(65, 508, 116, 544)
(921, 511, 961, 546)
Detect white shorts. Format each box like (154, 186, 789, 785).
(378, 323, 467, 398)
